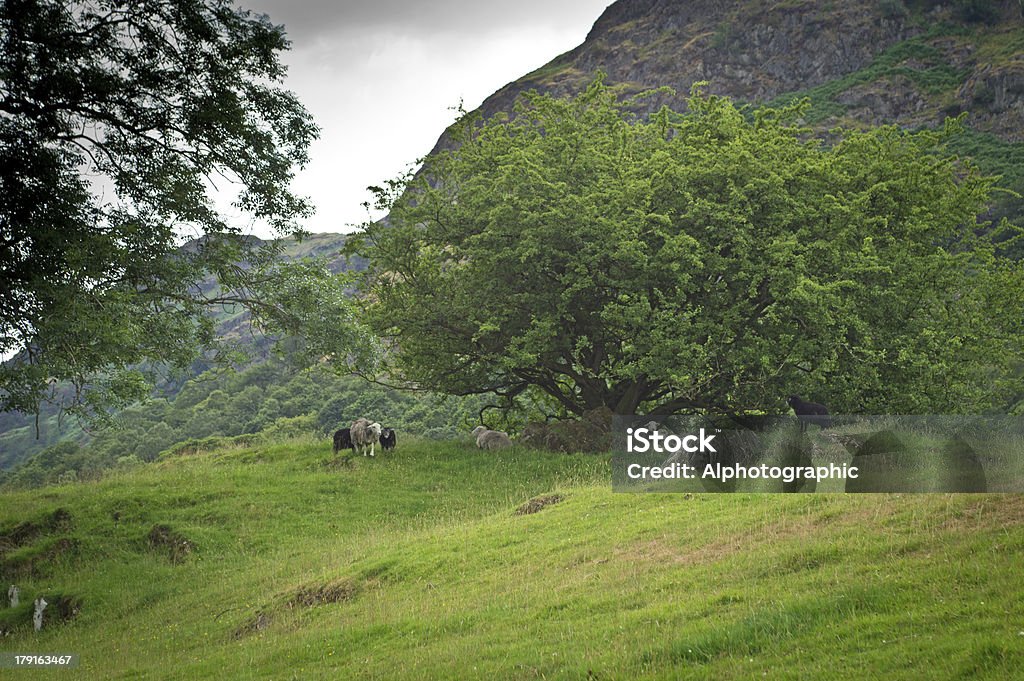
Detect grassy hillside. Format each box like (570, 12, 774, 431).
(1, 438, 1022, 679)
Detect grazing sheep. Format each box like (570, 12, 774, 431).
(787, 395, 831, 432)
(351, 418, 383, 457)
(332, 428, 354, 456)
(380, 428, 397, 451)
(471, 425, 512, 450)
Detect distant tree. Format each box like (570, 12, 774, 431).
(0, 0, 358, 421)
(135, 421, 174, 461)
(358, 76, 1024, 416)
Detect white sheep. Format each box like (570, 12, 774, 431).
(471, 425, 512, 450)
(351, 418, 383, 457)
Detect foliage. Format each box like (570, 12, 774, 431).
(0, 400, 81, 469)
(245, 259, 382, 372)
(0, 0, 327, 421)
(358, 76, 1024, 416)
(944, 128, 1024, 237)
(879, 0, 910, 19)
(953, 0, 1004, 23)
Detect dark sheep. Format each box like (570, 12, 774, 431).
(332, 428, 353, 455)
(787, 395, 832, 432)
(380, 428, 397, 451)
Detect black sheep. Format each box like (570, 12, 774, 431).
(332, 427, 354, 455)
(380, 428, 397, 451)
(787, 395, 831, 432)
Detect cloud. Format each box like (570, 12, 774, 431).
(244, 0, 610, 43)
(227, 0, 612, 235)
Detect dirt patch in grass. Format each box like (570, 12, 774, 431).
(515, 494, 565, 516)
(233, 576, 364, 639)
(147, 524, 195, 564)
(232, 611, 271, 639)
(320, 455, 355, 471)
(287, 579, 361, 608)
(47, 536, 78, 560)
(0, 508, 73, 555)
(47, 594, 82, 625)
(0, 521, 43, 554)
(48, 508, 73, 530)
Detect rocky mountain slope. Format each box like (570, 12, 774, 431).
(446, 0, 1023, 141)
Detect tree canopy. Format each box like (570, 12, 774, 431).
(359, 76, 1024, 417)
(0, 0, 324, 418)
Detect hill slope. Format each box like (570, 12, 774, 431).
(2, 439, 1022, 679)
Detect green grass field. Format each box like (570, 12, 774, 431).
(1, 436, 1023, 679)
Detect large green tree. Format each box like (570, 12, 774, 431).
(0, 0, 327, 418)
(359, 77, 1024, 416)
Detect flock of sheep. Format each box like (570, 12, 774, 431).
(332, 397, 828, 458)
(331, 421, 512, 457)
(332, 418, 396, 457)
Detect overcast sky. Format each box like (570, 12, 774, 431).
(239, 0, 612, 236)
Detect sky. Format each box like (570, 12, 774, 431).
(239, 0, 613, 236)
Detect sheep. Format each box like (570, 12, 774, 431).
(787, 395, 831, 432)
(380, 428, 397, 451)
(470, 425, 512, 450)
(332, 428, 354, 455)
(351, 418, 383, 457)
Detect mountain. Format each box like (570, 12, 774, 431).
(428, 0, 1024, 217)
(446, 0, 1023, 138)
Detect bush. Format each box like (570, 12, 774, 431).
(260, 414, 317, 441)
